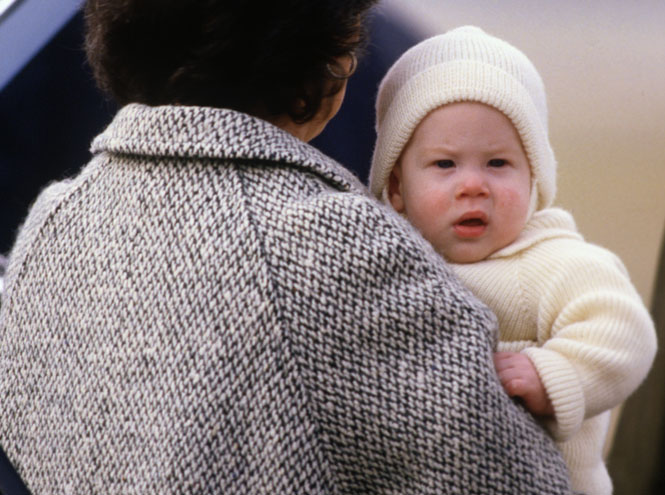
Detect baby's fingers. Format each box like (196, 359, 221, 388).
(496, 369, 529, 397)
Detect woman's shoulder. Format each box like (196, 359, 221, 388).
(289, 190, 447, 262)
(0, 158, 104, 300)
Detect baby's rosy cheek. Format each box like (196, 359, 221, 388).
(499, 188, 528, 208)
(417, 192, 447, 212)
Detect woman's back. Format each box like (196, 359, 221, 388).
(0, 104, 571, 494)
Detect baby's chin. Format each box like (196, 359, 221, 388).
(445, 254, 487, 264)
(438, 234, 522, 264)
(440, 245, 494, 264)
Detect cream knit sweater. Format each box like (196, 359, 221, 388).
(452, 207, 656, 495)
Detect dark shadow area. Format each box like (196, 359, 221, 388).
(609, 228, 665, 495)
(0, 444, 30, 495)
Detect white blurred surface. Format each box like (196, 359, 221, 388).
(381, 0, 665, 306)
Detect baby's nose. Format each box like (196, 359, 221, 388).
(456, 170, 489, 198)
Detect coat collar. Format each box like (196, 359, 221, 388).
(91, 103, 365, 193)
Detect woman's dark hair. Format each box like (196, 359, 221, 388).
(84, 0, 378, 123)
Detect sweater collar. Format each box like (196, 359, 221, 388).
(487, 207, 583, 260)
(91, 103, 364, 193)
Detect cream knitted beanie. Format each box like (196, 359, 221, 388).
(369, 26, 556, 212)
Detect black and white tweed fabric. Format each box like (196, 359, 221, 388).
(0, 104, 571, 494)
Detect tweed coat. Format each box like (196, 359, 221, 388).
(0, 254, 6, 301)
(0, 104, 571, 494)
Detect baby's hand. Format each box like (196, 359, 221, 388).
(493, 352, 554, 417)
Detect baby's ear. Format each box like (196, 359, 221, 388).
(387, 166, 405, 213)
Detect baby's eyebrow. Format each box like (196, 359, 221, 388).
(422, 144, 458, 155)
(485, 139, 525, 153)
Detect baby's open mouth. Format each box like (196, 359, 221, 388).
(457, 218, 486, 227)
(454, 214, 488, 238)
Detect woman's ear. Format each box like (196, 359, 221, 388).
(387, 165, 405, 213)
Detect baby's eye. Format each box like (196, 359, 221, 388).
(488, 158, 507, 167)
(435, 159, 455, 169)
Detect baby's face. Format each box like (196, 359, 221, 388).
(388, 102, 531, 264)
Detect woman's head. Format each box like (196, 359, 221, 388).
(84, 0, 378, 123)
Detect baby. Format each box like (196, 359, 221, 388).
(369, 26, 657, 495)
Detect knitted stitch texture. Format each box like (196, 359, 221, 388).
(0, 104, 572, 494)
(452, 207, 657, 495)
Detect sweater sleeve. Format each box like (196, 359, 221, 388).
(522, 240, 657, 442)
(261, 190, 572, 494)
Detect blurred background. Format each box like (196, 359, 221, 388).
(1, 0, 664, 493)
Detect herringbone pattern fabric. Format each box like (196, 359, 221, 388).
(0, 104, 571, 494)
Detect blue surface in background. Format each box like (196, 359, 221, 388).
(0, 0, 82, 92)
